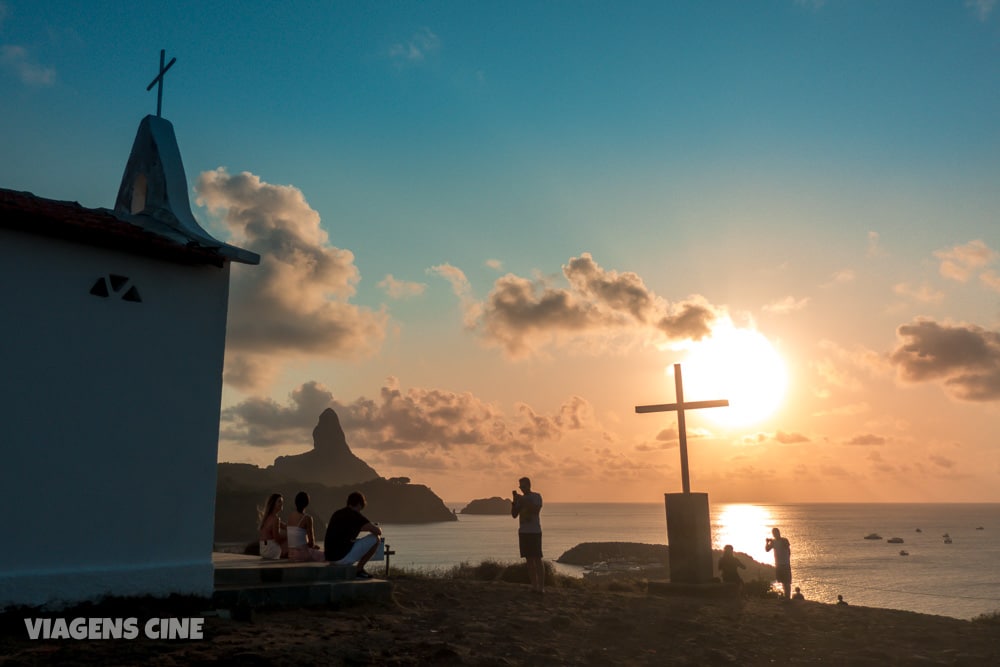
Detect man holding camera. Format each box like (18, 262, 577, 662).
(511, 476, 544, 593)
(765, 527, 792, 599)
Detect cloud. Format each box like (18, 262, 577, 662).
(428, 263, 483, 327)
(928, 454, 956, 469)
(889, 319, 1000, 401)
(775, 431, 810, 444)
(762, 296, 810, 315)
(377, 274, 426, 299)
(980, 271, 1000, 293)
(892, 282, 944, 304)
(485, 259, 503, 271)
(934, 240, 996, 282)
(846, 434, 886, 446)
(195, 168, 388, 390)
(866, 231, 886, 258)
(436, 253, 723, 357)
(0, 45, 55, 86)
(222, 378, 606, 476)
(825, 269, 855, 286)
(966, 0, 996, 21)
(388, 28, 440, 63)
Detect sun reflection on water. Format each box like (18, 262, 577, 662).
(713, 503, 774, 564)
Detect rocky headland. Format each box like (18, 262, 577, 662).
(459, 497, 512, 515)
(214, 408, 455, 543)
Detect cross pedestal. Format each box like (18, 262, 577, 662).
(636, 364, 727, 584)
(664, 492, 713, 583)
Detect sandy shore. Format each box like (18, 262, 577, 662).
(2, 576, 998, 665)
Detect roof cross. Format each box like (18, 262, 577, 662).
(146, 49, 177, 118)
(635, 363, 728, 494)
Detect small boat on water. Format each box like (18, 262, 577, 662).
(976, 526, 984, 530)
(887, 537, 904, 544)
(864, 533, 883, 540)
(899, 550, 909, 556)
(944, 537, 953, 544)
(915, 528, 922, 532)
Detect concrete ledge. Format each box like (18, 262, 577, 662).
(213, 553, 356, 586)
(212, 553, 392, 610)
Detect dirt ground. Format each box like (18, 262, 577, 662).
(2, 577, 998, 665)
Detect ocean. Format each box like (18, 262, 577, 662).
(375, 502, 1000, 620)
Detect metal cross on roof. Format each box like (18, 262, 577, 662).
(635, 363, 728, 494)
(146, 49, 177, 118)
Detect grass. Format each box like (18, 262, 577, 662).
(390, 559, 779, 597)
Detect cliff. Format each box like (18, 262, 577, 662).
(460, 497, 512, 515)
(270, 408, 380, 485)
(214, 408, 456, 543)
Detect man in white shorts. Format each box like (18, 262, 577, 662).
(323, 491, 383, 578)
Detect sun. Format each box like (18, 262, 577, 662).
(669, 322, 788, 428)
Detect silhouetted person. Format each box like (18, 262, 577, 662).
(324, 491, 382, 578)
(792, 586, 805, 600)
(718, 544, 747, 592)
(765, 527, 792, 599)
(511, 476, 544, 593)
(287, 491, 326, 562)
(837, 594, 848, 606)
(258, 493, 287, 559)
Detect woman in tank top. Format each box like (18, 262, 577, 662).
(286, 491, 326, 562)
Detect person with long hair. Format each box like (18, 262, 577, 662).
(258, 493, 288, 559)
(287, 491, 326, 562)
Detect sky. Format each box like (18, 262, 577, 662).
(2, 1, 999, 504)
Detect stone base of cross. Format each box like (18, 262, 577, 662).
(636, 364, 728, 585)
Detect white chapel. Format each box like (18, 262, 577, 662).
(0, 103, 258, 609)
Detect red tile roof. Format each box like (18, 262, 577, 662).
(0, 187, 228, 267)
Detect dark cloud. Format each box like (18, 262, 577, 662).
(775, 431, 810, 444)
(196, 169, 388, 390)
(441, 253, 722, 357)
(846, 434, 886, 446)
(889, 319, 1000, 401)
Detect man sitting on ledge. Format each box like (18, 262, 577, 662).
(324, 491, 383, 578)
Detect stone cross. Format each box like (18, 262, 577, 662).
(636, 363, 728, 494)
(146, 49, 177, 118)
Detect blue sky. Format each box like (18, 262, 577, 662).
(3, 1, 999, 502)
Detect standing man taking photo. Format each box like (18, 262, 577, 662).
(765, 527, 792, 599)
(511, 476, 544, 594)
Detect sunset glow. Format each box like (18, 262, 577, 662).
(673, 324, 788, 428)
(2, 2, 999, 504)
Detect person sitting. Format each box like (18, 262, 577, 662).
(837, 594, 848, 606)
(286, 491, 326, 562)
(258, 493, 288, 560)
(718, 544, 747, 593)
(324, 491, 383, 578)
(792, 586, 805, 600)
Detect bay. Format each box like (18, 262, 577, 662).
(377, 502, 1000, 620)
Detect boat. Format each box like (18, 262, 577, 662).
(899, 550, 909, 556)
(944, 537, 953, 544)
(887, 537, 904, 544)
(864, 533, 883, 540)
(976, 526, 984, 530)
(915, 528, 922, 533)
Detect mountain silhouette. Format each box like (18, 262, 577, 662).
(271, 408, 379, 485)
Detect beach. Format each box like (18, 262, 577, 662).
(2, 576, 998, 665)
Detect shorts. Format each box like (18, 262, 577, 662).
(260, 540, 282, 560)
(330, 534, 384, 565)
(519, 532, 542, 559)
(776, 564, 792, 584)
